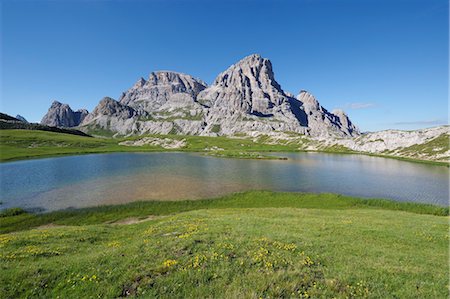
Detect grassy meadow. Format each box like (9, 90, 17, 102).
(1, 191, 448, 298)
(0, 129, 305, 162)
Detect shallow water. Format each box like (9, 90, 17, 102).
(0, 152, 448, 211)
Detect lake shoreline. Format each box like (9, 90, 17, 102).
(1, 129, 448, 166)
(1, 190, 448, 234)
(2, 151, 448, 210)
(1, 146, 448, 167)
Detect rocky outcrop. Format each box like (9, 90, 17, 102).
(85, 97, 136, 120)
(119, 137, 187, 149)
(48, 54, 360, 137)
(80, 97, 139, 135)
(41, 101, 88, 127)
(297, 90, 359, 137)
(243, 125, 449, 163)
(321, 125, 449, 153)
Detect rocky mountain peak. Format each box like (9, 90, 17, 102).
(212, 54, 280, 92)
(295, 91, 359, 137)
(332, 109, 347, 117)
(50, 100, 63, 107)
(297, 90, 320, 110)
(132, 77, 147, 89)
(119, 71, 207, 112)
(41, 101, 88, 128)
(88, 97, 136, 119)
(198, 54, 287, 115)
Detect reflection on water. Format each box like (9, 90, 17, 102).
(0, 152, 448, 211)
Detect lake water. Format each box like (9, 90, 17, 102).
(0, 152, 448, 211)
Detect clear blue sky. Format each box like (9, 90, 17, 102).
(1, 0, 448, 132)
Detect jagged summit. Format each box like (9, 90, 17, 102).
(211, 54, 280, 91)
(50, 100, 63, 107)
(198, 54, 286, 112)
(41, 101, 88, 128)
(195, 54, 307, 135)
(85, 97, 136, 120)
(42, 54, 359, 137)
(297, 91, 359, 136)
(119, 71, 207, 113)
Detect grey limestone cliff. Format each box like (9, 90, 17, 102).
(297, 90, 358, 137)
(41, 101, 88, 127)
(197, 54, 309, 135)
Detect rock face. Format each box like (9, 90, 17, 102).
(43, 54, 360, 137)
(81, 97, 139, 134)
(119, 137, 187, 149)
(197, 54, 308, 135)
(119, 71, 207, 114)
(297, 91, 358, 137)
(85, 97, 137, 120)
(321, 125, 449, 153)
(41, 101, 88, 127)
(313, 125, 450, 162)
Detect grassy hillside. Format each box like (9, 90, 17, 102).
(393, 133, 449, 161)
(0, 130, 304, 162)
(1, 129, 448, 166)
(1, 192, 448, 298)
(0, 113, 91, 137)
(0, 130, 121, 161)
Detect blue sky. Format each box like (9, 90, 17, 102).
(1, 0, 448, 131)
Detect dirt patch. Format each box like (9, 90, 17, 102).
(109, 215, 161, 225)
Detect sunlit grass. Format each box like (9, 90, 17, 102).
(1, 203, 448, 298)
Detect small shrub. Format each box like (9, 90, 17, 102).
(211, 124, 221, 133)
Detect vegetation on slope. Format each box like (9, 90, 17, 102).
(393, 133, 449, 161)
(0, 113, 90, 137)
(0, 130, 306, 162)
(1, 192, 448, 298)
(0, 129, 448, 166)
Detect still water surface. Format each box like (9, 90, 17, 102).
(1, 152, 448, 211)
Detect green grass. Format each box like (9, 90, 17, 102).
(1, 191, 448, 298)
(0, 130, 132, 161)
(0, 130, 304, 162)
(1, 191, 447, 234)
(83, 124, 117, 138)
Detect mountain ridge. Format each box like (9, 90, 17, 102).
(41, 54, 360, 137)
